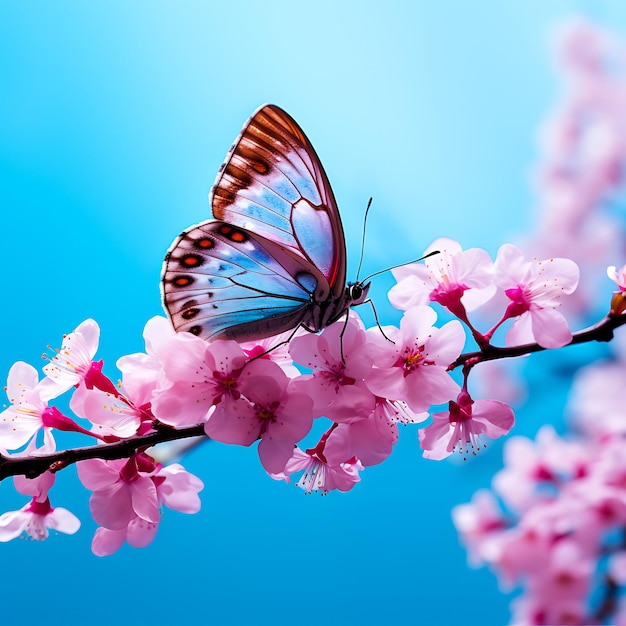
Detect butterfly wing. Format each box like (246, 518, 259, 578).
(162, 104, 350, 342)
(210, 104, 347, 297)
(162, 220, 328, 341)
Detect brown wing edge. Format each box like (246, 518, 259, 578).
(209, 104, 347, 294)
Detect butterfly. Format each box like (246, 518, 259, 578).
(161, 104, 370, 345)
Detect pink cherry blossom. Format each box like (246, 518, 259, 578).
(156, 463, 204, 513)
(116, 316, 177, 406)
(364, 306, 464, 414)
(0, 497, 80, 542)
(419, 393, 515, 460)
(0, 361, 51, 449)
(510, 540, 593, 626)
(151, 337, 247, 427)
(492, 431, 558, 515)
(492, 243, 580, 348)
(206, 359, 314, 475)
(567, 360, 626, 439)
(452, 489, 508, 567)
(279, 443, 364, 493)
(89, 463, 203, 556)
(492, 426, 588, 514)
(323, 408, 397, 467)
(0, 360, 111, 449)
(77, 454, 161, 530)
(554, 17, 610, 77)
(70, 383, 145, 439)
(389, 238, 496, 315)
(78, 452, 203, 555)
(318, 396, 426, 468)
(288, 314, 376, 422)
(40, 318, 103, 399)
(91, 517, 158, 556)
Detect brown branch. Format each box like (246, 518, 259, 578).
(0, 423, 207, 481)
(449, 313, 626, 371)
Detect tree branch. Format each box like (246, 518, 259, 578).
(0, 423, 207, 481)
(449, 313, 626, 371)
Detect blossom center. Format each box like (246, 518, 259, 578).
(504, 285, 531, 315)
(320, 366, 356, 390)
(255, 401, 278, 422)
(400, 345, 432, 374)
(213, 371, 239, 399)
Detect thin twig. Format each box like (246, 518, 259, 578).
(448, 314, 626, 371)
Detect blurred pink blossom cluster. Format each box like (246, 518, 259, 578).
(0, 232, 586, 554)
(452, 17, 626, 625)
(527, 17, 626, 317)
(452, 411, 626, 625)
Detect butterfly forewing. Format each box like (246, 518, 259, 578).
(211, 105, 347, 294)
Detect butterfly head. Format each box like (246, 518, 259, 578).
(347, 280, 370, 306)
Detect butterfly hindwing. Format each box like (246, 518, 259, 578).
(162, 220, 330, 341)
(210, 105, 347, 296)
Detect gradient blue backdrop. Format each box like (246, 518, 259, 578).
(1, 2, 624, 625)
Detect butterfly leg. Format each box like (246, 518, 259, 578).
(246, 323, 319, 363)
(338, 314, 352, 364)
(357, 298, 395, 344)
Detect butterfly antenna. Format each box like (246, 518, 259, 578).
(361, 249, 440, 283)
(355, 197, 373, 282)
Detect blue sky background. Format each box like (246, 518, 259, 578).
(1, 2, 626, 625)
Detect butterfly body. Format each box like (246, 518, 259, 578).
(161, 104, 370, 343)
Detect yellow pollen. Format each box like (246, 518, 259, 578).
(257, 408, 274, 420)
(405, 351, 422, 367)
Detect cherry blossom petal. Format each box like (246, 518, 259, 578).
(130, 476, 160, 523)
(405, 367, 461, 412)
(7, 361, 39, 396)
(42, 319, 100, 394)
(90, 481, 134, 530)
(77, 458, 123, 491)
(92, 527, 126, 557)
(419, 418, 455, 460)
(46, 507, 81, 534)
(325, 412, 396, 467)
(204, 397, 259, 445)
(142, 315, 177, 354)
(157, 464, 204, 513)
(470, 400, 516, 437)
(258, 435, 298, 475)
(423, 319, 466, 364)
(607, 264, 626, 290)
(0, 510, 30, 541)
(506, 311, 535, 347)
(70, 384, 141, 438)
(126, 517, 159, 549)
(270, 390, 314, 443)
(530, 307, 573, 348)
(154, 333, 208, 383)
(399, 305, 438, 340)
